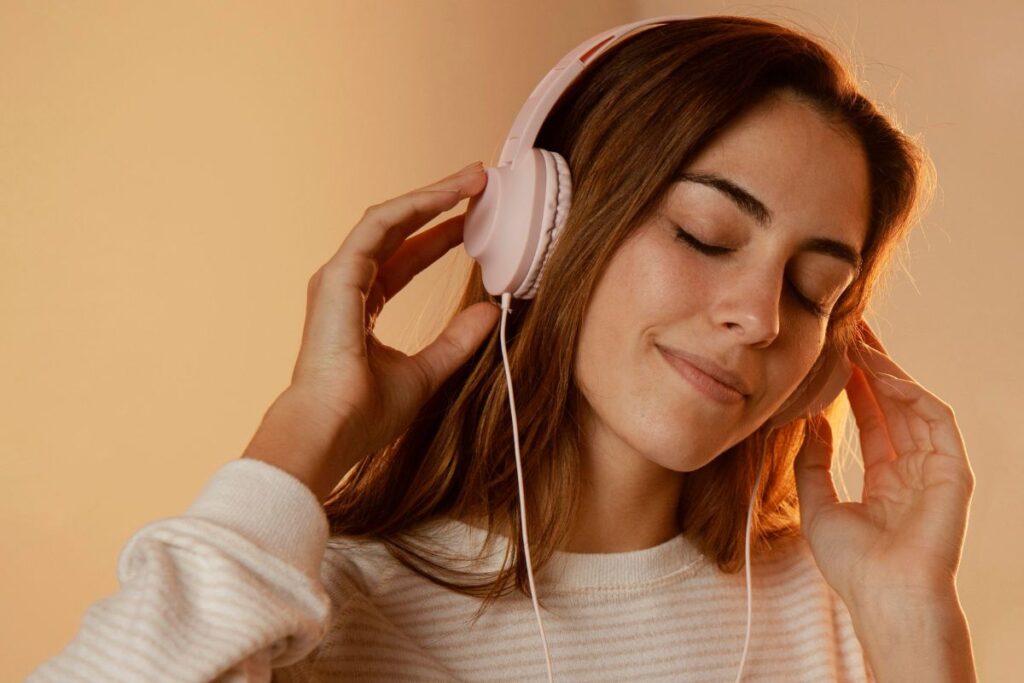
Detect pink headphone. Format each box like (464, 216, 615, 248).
(462, 13, 857, 431)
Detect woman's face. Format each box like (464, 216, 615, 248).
(574, 92, 870, 472)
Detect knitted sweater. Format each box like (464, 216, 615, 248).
(26, 458, 875, 682)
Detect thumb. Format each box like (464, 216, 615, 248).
(793, 413, 840, 526)
(411, 301, 501, 398)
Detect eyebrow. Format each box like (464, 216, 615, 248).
(676, 171, 863, 274)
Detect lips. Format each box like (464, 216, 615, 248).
(656, 344, 752, 398)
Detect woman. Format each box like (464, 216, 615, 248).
(28, 15, 975, 683)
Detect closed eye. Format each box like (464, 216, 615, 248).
(674, 226, 732, 256)
(672, 224, 831, 319)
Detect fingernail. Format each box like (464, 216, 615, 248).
(455, 161, 484, 176)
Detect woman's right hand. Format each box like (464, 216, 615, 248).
(242, 161, 500, 503)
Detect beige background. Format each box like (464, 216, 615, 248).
(2, 0, 1019, 679)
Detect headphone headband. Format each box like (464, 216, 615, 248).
(497, 13, 696, 169)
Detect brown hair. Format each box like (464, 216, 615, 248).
(322, 15, 934, 619)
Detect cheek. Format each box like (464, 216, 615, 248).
(572, 239, 702, 419)
(578, 235, 701, 353)
(631, 242, 714, 320)
(765, 329, 829, 409)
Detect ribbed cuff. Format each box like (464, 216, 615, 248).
(184, 458, 330, 578)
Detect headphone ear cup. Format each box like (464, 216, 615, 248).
(519, 149, 573, 299)
(464, 149, 572, 299)
(763, 345, 853, 431)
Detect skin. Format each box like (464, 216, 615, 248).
(564, 90, 870, 553)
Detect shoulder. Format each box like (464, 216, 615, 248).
(313, 534, 399, 607)
(313, 517, 496, 608)
(316, 523, 454, 603)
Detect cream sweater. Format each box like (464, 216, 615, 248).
(27, 458, 875, 682)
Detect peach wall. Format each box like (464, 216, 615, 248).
(2, 1, 1018, 679)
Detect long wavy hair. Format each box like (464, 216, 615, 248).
(322, 15, 934, 619)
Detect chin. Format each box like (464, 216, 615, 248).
(637, 433, 718, 473)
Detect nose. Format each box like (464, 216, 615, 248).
(714, 262, 783, 348)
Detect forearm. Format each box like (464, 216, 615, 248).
(848, 589, 976, 682)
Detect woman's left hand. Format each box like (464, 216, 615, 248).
(793, 320, 976, 612)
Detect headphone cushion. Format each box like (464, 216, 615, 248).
(522, 149, 573, 298)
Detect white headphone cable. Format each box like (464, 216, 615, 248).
(734, 448, 767, 682)
(499, 291, 555, 683)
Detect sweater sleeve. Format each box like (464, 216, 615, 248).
(25, 458, 335, 683)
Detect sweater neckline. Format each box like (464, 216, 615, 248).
(426, 516, 707, 589)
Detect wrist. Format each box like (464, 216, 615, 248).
(848, 589, 976, 682)
(849, 574, 958, 614)
(242, 388, 364, 504)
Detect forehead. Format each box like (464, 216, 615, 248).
(676, 94, 871, 250)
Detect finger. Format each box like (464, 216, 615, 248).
(794, 413, 840, 525)
(310, 167, 484, 357)
(849, 333, 941, 455)
(330, 165, 486, 275)
(366, 211, 469, 325)
(851, 336, 918, 384)
(410, 301, 501, 400)
(859, 371, 969, 464)
(858, 318, 890, 355)
(305, 164, 484, 358)
(854, 321, 973, 489)
(847, 361, 918, 456)
(856, 368, 932, 455)
(845, 364, 898, 468)
(852, 341, 952, 453)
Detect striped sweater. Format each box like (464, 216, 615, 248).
(27, 458, 876, 682)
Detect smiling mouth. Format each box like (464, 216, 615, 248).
(658, 347, 747, 405)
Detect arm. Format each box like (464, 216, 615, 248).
(26, 458, 333, 683)
(848, 589, 976, 683)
